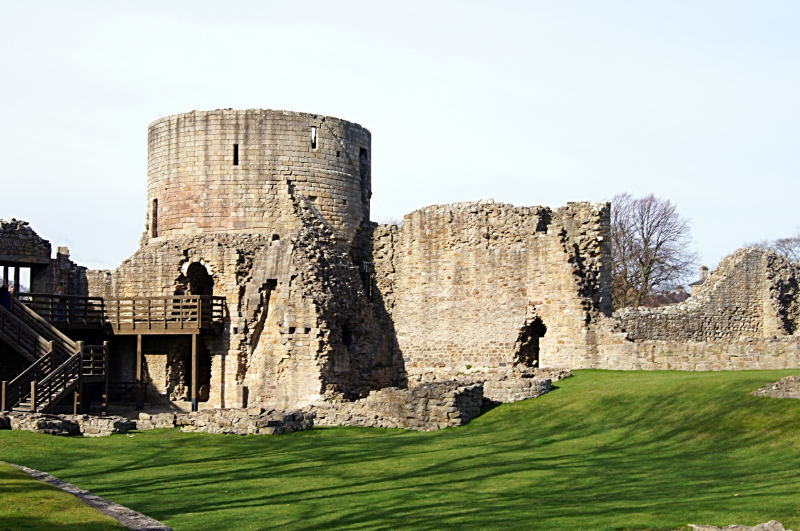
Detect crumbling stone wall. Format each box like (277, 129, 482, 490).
(90, 190, 400, 412)
(311, 382, 483, 431)
(615, 248, 800, 342)
(751, 375, 800, 399)
(0, 219, 51, 266)
(365, 200, 612, 376)
(0, 220, 87, 294)
(595, 335, 800, 371)
(134, 409, 314, 435)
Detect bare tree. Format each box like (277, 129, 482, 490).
(611, 193, 699, 310)
(774, 234, 800, 262)
(745, 229, 800, 263)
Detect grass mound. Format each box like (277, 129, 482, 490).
(1, 370, 799, 531)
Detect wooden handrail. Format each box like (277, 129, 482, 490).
(11, 298, 77, 353)
(103, 295, 225, 330)
(0, 304, 50, 363)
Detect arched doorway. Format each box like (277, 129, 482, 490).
(186, 263, 213, 295)
(514, 317, 547, 367)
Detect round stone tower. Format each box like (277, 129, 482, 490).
(145, 109, 371, 245)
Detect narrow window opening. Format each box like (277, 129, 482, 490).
(310, 127, 317, 149)
(151, 199, 158, 237)
(233, 144, 239, 166)
(272, 234, 280, 241)
(336, 151, 340, 157)
(342, 324, 353, 347)
(359, 148, 370, 204)
(289, 327, 296, 334)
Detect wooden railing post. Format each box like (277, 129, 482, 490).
(76, 341, 84, 414)
(1, 381, 6, 411)
(30, 380, 37, 411)
(102, 341, 109, 416)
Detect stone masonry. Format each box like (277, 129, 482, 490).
(311, 381, 483, 432)
(0, 218, 88, 294)
(750, 375, 800, 399)
(358, 200, 612, 379)
(4, 107, 797, 434)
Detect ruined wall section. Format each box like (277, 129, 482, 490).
(146, 109, 371, 246)
(533, 202, 612, 369)
(1, 219, 88, 295)
(370, 200, 612, 376)
(89, 202, 402, 410)
(615, 248, 800, 342)
(0, 219, 51, 265)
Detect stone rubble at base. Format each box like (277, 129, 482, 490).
(689, 521, 792, 531)
(750, 375, 800, 399)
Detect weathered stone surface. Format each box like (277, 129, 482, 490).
(616, 248, 800, 342)
(1, 412, 131, 437)
(173, 408, 313, 435)
(364, 200, 612, 379)
(750, 375, 800, 399)
(311, 382, 483, 432)
(0, 219, 88, 294)
(689, 521, 792, 531)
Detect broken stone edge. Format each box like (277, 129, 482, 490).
(6, 462, 172, 531)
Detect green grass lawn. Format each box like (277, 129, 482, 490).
(1, 370, 800, 531)
(0, 461, 126, 530)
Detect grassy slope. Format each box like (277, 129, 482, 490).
(0, 461, 126, 530)
(1, 370, 799, 531)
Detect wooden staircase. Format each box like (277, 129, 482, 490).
(0, 299, 108, 414)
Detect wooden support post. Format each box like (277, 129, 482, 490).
(136, 334, 144, 410)
(2, 266, 7, 287)
(1, 381, 7, 411)
(13, 267, 20, 296)
(102, 341, 109, 416)
(191, 334, 198, 412)
(30, 380, 37, 411)
(75, 341, 83, 414)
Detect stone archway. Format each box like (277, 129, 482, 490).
(514, 317, 547, 368)
(186, 263, 213, 295)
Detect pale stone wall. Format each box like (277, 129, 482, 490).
(0, 219, 51, 265)
(0, 219, 87, 295)
(89, 194, 402, 411)
(311, 382, 483, 431)
(145, 109, 371, 246)
(595, 335, 800, 371)
(615, 248, 800, 341)
(367, 200, 612, 376)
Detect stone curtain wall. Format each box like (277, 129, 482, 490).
(615, 249, 800, 342)
(146, 109, 371, 246)
(595, 336, 800, 371)
(369, 200, 612, 376)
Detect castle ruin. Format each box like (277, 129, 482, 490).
(2, 108, 799, 428)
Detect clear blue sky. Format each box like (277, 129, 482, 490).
(1, 1, 798, 273)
